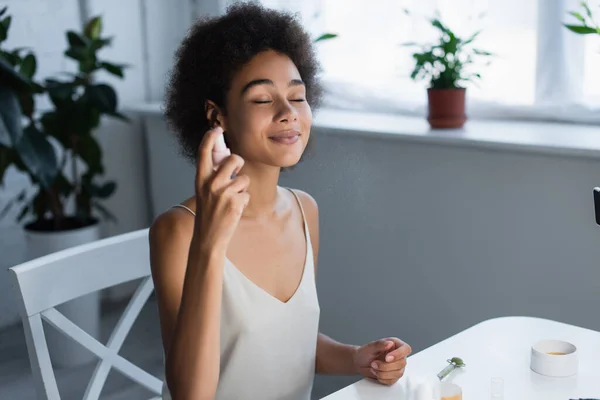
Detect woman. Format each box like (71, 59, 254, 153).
(149, 3, 411, 399)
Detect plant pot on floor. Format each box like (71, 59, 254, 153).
(427, 88, 467, 129)
(24, 218, 101, 368)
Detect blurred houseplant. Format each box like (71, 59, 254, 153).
(1, 11, 126, 234)
(0, 6, 55, 220)
(565, 1, 599, 36)
(404, 16, 493, 129)
(0, 8, 127, 367)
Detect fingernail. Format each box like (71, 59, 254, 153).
(386, 355, 394, 362)
(371, 362, 378, 369)
(370, 368, 377, 377)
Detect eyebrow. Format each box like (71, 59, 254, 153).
(240, 79, 305, 95)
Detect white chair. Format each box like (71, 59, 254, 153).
(8, 228, 163, 400)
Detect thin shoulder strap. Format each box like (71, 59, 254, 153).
(286, 188, 308, 229)
(171, 204, 196, 217)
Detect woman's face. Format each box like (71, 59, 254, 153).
(219, 50, 312, 168)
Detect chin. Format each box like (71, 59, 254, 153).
(273, 154, 302, 168)
(267, 144, 305, 168)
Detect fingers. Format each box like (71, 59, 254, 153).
(365, 339, 394, 355)
(370, 366, 406, 385)
(384, 338, 412, 362)
(225, 174, 250, 194)
(213, 154, 245, 185)
(371, 357, 407, 372)
(197, 126, 224, 187)
(358, 366, 376, 380)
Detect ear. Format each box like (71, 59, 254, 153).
(205, 100, 226, 130)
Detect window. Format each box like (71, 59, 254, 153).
(584, 25, 600, 105)
(234, 0, 600, 123)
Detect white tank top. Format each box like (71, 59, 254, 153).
(162, 188, 320, 400)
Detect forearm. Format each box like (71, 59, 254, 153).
(315, 333, 360, 375)
(165, 237, 225, 400)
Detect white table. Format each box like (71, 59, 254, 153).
(323, 317, 600, 399)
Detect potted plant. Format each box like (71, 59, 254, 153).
(1, 12, 126, 243)
(404, 17, 493, 129)
(1, 9, 127, 367)
(1, 7, 56, 214)
(565, 1, 599, 36)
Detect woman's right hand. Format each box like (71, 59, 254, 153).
(194, 126, 250, 252)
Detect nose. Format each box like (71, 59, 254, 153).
(276, 99, 298, 123)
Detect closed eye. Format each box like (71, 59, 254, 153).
(253, 100, 272, 104)
(291, 99, 306, 102)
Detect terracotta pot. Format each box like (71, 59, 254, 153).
(427, 88, 467, 129)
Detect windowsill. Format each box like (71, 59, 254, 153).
(127, 102, 600, 160)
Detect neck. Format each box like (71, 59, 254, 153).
(239, 162, 281, 218)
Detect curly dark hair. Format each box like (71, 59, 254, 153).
(164, 1, 323, 163)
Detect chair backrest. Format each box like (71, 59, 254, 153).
(8, 228, 163, 400)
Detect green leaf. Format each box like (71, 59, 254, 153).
(77, 134, 102, 174)
(0, 197, 15, 221)
(84, 16, 102, 39)
(0, 16, 12, 42)
(0, 55, 29, 91)
(86, 83, 117, 113)
(40, 111, 62, 140)
(0, 86, 22, 146)
(65, 47, 87, 62)
(95, 181, 116, 198)
(92, 200, 117, 222)
(15, 124, 59, 189)
(314, 33, 338, 42)
(99, 61, 125, 77)
(107, 111, 130, 122)
(0, 188, 28, 221)
(30, 81, 45, 94)
(0, 7, 7, 18)
(19, 91, 34, 118)
(581, 1, 593, 19)
(1, 49, 19, 66)
(16, 203, 29, 222)
(19, 53, 36, 79)
(472, 49, 493, 56)
(45, 79, 74, 107)
(564, 24, 598, 34)
(0, 145, 14, 184)
(569, 11, 586, 23)
(462, 30, 481, 45)
(66, 31, 89, 48)
(90, 37, 112, 51)
(431, 18, 452, 36)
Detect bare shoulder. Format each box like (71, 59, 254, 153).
(290, 189, 319, 218)
(148, 200, 196, 271)
(288, 188, 319, 249)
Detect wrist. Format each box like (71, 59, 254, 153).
(191, 232, 228, 260)
(349, 345, 360, 375)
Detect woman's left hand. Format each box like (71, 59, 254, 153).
(353, 337, 412, 386)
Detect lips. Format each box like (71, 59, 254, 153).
(269, 130, 301, 145)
